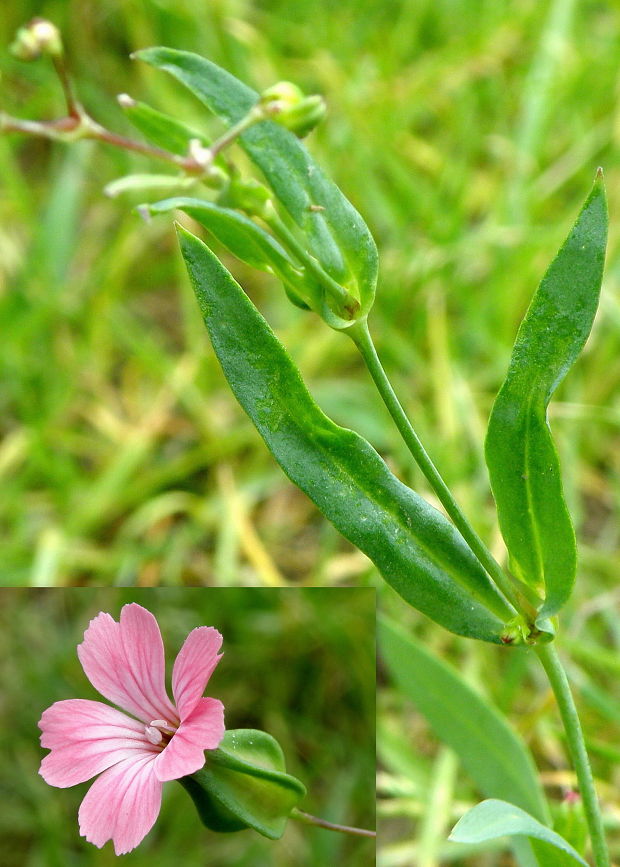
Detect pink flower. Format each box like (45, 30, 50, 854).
(38, 603, 225, 855)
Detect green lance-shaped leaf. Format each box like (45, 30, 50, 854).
(119, 95, 210, 155)
(485, 176, 607, 622)
(144, 196, 317, 309)
(134, 47, 378, 322)
(379, 617, 549, 822)
(179, 224, 515, 643)
(179, 729, 306, 839)
(449, 800, 589, 866)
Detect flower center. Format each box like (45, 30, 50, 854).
(144, 719, 177, 747)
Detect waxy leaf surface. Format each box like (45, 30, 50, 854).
(379, 617, 548, 822)
(136, 47, 378, 320)
(179, 225, 514, 642)
(485, 177, 607, 621)
(450, 800, 589, 866)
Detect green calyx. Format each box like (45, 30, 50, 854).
(178, 729, 306, 840)
(258, 81, 327, 138)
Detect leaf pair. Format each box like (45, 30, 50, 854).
(137, 48, 608, 643)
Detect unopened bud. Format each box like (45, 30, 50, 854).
(219, 175, 271, 218)
(259, 81, 326, 138)
(259, 81, 304, 111)
(275, 95, 327, 137)
(10, 18, 63, 61)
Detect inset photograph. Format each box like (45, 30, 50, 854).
(0, 587, 375, 865)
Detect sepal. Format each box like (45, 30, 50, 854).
(178, 729, 306, 840)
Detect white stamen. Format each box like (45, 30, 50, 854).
(149, 719, 176, 733)
(144, 725, 163, 745)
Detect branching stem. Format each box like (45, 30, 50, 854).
(0, 110, 207, 173)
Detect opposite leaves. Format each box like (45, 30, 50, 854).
(485, 176, 607, 622)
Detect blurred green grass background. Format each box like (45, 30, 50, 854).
(1, 0, 620, 864)
(0, 586, 375, 865)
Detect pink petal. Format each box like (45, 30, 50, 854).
(154, 697, 225, 782)
(39, 699, 156, 787)
(77, 604, 177, 724)
(78, 753, 162, 855)
(172, 626, 223, 718)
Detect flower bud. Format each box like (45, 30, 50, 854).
(259, 81, 305, 111)
(10, 18, 63, 61)
(219, 174, 272, 218)
(259, 81, 326, 138)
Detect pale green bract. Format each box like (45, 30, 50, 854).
(137, 49, 608, 644)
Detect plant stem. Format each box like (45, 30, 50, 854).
(206, 105, 263, 161)
(348, 317, 539, 621)
(290, 808, 376, 838)
(0, 111, 207, 173)
(51, 52, 84, 119)
(535, 643, 609, 867)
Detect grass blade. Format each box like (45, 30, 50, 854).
(379, 616, 549, 822)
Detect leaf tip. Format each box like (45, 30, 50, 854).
(130, 46, 159, 63)
(593, 166, 606, 199)
(174, 219, 190, 240)
(591, 166, 607, 209)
